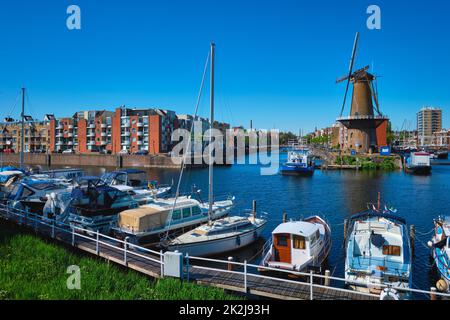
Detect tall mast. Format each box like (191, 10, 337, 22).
(208, 42, 215, 221)
(20, 87, 25, 169)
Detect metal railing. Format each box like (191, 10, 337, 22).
(0, 204, 164, 276)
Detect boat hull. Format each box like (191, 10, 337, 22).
(167, 222, 266, 257)
(406, 165, 431, 175)
(280, 164, 314, 176)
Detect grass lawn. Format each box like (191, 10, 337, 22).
(0, 223, 240, 300)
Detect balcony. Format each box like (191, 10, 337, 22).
(121, 141, 130, 146)
(137, 122, 144, 127)
(121, 132, 130, 137)
(137, 132, 143, 136)
(88, 124, 96, 129)
(88, 141, 96, 146)
(56, 134, 63, 138)
(56, 125, 63, 130)
(122, 123, 131, 128)
(87, 133, 95, 137)
(100, 124, 107, 128)
(68, 125, 74, 129)
(137, 141, 143, 145)
(101, 132, 107, 137)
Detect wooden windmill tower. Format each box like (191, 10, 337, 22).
(336, 32, 388, 153)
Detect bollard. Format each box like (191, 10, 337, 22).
(186, 253, 190, 281)
(430, 287, 437, 301)
(124, 237, 129, 265)
(283, 212, 287, 223)
(410, 225, 416, 256)
(252, 200, 257, 219)
(324, 270, 331, 287)
(96, 231, 99, 255)
(228, 257, 234, 271)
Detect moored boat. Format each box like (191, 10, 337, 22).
(260, 216, 331, 273)
(280, 151, 314, 176)
(113, 195, 234, 245)
(428, 216, 450, 293)
(344, 203, 412, 299)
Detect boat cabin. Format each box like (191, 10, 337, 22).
(102, 169, 148, 188)
(408, 152, 431, 167)
(269, 221, 323, 270)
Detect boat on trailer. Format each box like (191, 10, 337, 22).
(429, 216, 450, 293)
(344, 203, 412, 300)
(260, 216, 331, 273)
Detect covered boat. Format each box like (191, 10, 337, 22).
(344, 207, 412, 299)
(260, 216, 331, 273)
(405, 152, 431, 175)
(114, 195, 234, 244)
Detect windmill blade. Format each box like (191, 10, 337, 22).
(369, 78, 381, 115)
(339, 32, 359, 117)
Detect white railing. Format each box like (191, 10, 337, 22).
(1, 203, 450, 300)
(0, 204, 164, 276)
(184, 254, 450, 301)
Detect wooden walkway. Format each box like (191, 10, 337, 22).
(1, 207, 442, 300)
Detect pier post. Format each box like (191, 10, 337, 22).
(324, 270, 330, 287)
(283, 212, 287, 223)
(410, 225, 416, 256)
(96, 231, 99, 255)
(252, 200, 257, 218)
(160, 250, 164, 278)
(430, 287, 437, 300)
(124, 237, 129, 265)
(185, 253, 190, 281)
(310, 270, 314, 300)
(228, 256, 234, 271)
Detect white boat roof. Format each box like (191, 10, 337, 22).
(272, 221, 319, 237)
(0, 170, 23, 176)
(139, 196, 199, 211)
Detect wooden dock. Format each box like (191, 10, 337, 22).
(1, 205, 448, 301)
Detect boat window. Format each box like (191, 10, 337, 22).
(382, 245, 401, 256)
(182, 207, 191, 218)
(192, 206, 202, 216)
(293, 235, 306, 250)
(276, 235, 288, 247)
(22, 187, 34, 198)
(172, 209, 181, 220)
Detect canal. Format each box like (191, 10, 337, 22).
(57, 152, 449, 293)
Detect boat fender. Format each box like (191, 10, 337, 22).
(437, 279, 449, 292)
(379, 288, 399, 300)
(236, 235, 241, 246)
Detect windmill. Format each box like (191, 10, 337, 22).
(336, 32, 388, 153)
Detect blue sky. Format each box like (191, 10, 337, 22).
(0, 0, 449, 132)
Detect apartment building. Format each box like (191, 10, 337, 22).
(0, 117, 51, 153)
(417, 107, 442, 146)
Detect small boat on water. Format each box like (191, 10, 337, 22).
(113, 195, 234, 245)
(163, 43, 266, 257)
(260, 216, 331, 273)
(166, 211, 267, 257)
(405, 152, 431, 175)
(429, 216, 450, 293)
(436, 150, 449, 160)
(344, 200, 412, 299)
(280, 151, 314, 176)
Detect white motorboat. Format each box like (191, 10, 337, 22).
(165, 43, 267, 257)
(260, 216, 331, 273)
(114, 195, 234, 244)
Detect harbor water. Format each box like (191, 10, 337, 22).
(52, 152, 449, 293)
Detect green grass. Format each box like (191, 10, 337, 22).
(0, 223, 240, 300)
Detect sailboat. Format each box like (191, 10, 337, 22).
(165, 42, 267, 257)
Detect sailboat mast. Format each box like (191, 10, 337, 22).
(20, 87, 25, 169)
(208, 42, 215, 219)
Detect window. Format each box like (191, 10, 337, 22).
(293, 235, 306, 249)
(276, 235, 288, 247)
(182, 208, 191, 218)
(383, 245, 401, 256)
(172, 210, 181, 220)
(192, 206, 202, 216)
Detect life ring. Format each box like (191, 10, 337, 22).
(379, 288, 400, 300)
